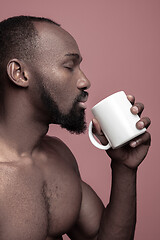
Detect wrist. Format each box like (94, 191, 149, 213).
(110, 160, 137, 196)
(111, 160, 138, 174)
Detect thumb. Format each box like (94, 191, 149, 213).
(92, 118, 108, 145)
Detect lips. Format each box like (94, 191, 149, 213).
(77, 91, 88, 109)
(77, 91, 88, 103)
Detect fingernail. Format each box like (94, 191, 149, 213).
(132, 106, 138, 113)
(138, 121, 144, 129)
(130, 141, 136, 148)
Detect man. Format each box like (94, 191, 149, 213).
(0, 16, 151, 240)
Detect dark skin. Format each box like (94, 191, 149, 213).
(0, 22, 151, 240)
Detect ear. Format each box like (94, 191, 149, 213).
(7, 59, 29, 88)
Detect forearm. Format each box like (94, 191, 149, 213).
(98, 161, 137, 240)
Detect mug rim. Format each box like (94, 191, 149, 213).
(91, 90, 125, 110)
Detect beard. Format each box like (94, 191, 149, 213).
(40, 85, 87, 134)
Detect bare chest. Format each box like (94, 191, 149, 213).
(43, 163, 82, 237)
(0, 163, 82, 240)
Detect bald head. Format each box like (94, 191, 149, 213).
(33, 21, 81, 67)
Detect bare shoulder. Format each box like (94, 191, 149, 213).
(41, 135, 80, 176)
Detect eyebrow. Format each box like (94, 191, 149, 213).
(65, 53, 83, 62)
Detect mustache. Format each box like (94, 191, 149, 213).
(76, 91, 89, 102)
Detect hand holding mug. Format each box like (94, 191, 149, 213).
(88, 91, 151, 168)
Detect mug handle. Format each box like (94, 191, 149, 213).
(88, 121, 111, 150)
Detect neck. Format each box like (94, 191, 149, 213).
(0, 117, 49, 161)
(0, 92, 50, 161)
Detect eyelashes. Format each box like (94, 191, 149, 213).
(64, 66, 73, 71)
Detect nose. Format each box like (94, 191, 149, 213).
(77, 71, 91, 90)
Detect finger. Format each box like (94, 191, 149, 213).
(130, 131, 151, 148)
(136, 117, 151, 129)
(127, 94, 135, 105)
(92, 118, 103, 136)
(131, 102, 144, 116)
(92, 118, 108, 145)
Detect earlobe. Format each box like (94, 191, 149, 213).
(7, 59, 29, 87)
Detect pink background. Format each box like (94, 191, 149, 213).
(0, 0, 159, 239)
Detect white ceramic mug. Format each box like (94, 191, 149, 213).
(88, 91, 146, 150)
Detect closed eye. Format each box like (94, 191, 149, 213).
(64, 66, 74, 71)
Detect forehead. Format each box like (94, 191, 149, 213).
(34, 22, 81, 60)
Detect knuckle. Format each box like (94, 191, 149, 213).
(135, 102, 144, 110)
(144, 131, 151, 144)
(143, 117, 151, 125)
(147, 117, 151, 124)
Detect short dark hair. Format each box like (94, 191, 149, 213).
(0, 15, 60, 72)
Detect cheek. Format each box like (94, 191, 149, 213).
(48, 71, 78, 113)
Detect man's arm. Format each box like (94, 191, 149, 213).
(68, 95, 151, 240)
(68, 167, 136, 240)
(98, 162, 137, 240)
